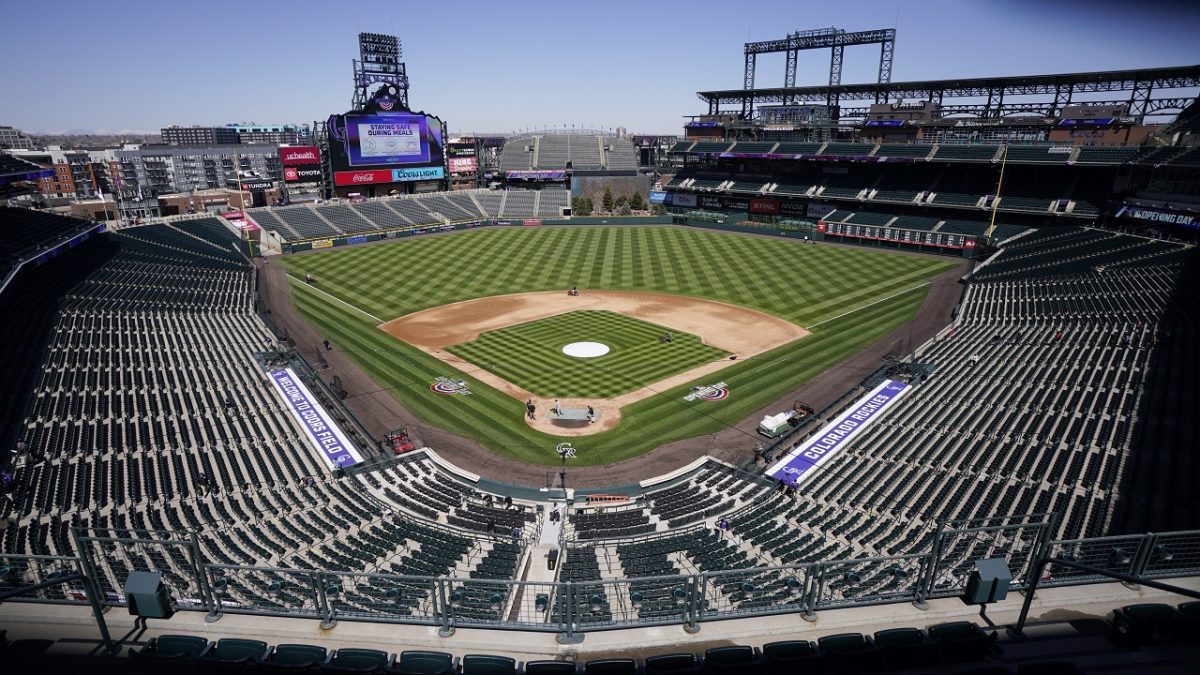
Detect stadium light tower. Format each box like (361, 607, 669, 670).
(352, 33, 409, 111)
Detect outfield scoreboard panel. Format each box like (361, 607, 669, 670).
(326, 111, 447, 186)
(822, 222, 976, 249)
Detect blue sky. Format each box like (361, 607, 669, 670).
(2, 0, 1197, 135)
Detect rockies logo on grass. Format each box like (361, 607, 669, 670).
(555, 442, 576, 460)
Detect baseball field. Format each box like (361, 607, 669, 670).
(279, 225, 956, 466)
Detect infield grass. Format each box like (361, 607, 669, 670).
(281, 226, 957, 466)
(447, 310, 729, 398)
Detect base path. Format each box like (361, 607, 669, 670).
(380, 290, 810, 435)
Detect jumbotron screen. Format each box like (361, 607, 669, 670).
(345, 112, 441, 166)
(327, 112, 446, 185)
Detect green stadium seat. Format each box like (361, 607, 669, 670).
(137, 634, 211, 659)
(584, 658, 638, 675)
(524, 661, 578, 675)
(761, 640, 819, 674)
(928, 621, 997, 663)
(645, 652, 699, 674)
(818, 632, 882, 672)
(1176, 601, 1200, 642)
(874, 627, 936, 668)
(702, 645, 761, 673)
(322, 647, 392, 673)
(1110, 603, 1180, 647)
(461, 653, 517, 675)
(395, 649, 456, 674)
(263, 643, 329, 671)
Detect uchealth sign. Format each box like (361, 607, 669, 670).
(279, 146, 321, 165)
(284, 166, 323, 182)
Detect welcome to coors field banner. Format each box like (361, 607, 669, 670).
(767, 379, 910, 485)
(267, 368, 364, 469)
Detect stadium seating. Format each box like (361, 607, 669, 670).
(874, 144, 935, 159)
(1004, 145, 1072, 163)
(729, 141, 778, 154)
(690, 141, 734, 154)
(821, 142, 875, 157)
(499, 189, 537, 218)
(787, 227, 1188, 564)
(274, 206, 346, 239)
(538, 189, 570, 217)
(1074, 146, 1138, 164)
(247, 189, 576, 242)
(772, 142, 823, 155)
(932, 145, 1001, 162)
(0, 207, 98, 279)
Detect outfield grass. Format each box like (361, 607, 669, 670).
(281, 226, 956, 466)
(447, 310, 728, 398)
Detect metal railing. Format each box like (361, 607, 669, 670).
(7, 525, 1197, 638)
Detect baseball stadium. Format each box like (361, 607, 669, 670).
(1, 19, 1200, 675)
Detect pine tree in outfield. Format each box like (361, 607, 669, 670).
(602, 187, 614, 213)
(629, 192, 645, 211)
(571, 196, 593, 216)
(614, 195, 629, 211)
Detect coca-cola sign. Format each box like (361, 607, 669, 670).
(279, 146, 321, 165)
(334, 170, 391, 186)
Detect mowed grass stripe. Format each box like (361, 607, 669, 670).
(290, 277, 931, 464)
(283, 227, 953, 464)
(447, 310, 726, 398)
(286, 227, 955, 326)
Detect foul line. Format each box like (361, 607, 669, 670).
(287, 275, 384, 324)
(805, 282, 931, 330)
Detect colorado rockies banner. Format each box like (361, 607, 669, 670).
(268, 368, 364, 469)
(767, 379, 910, 485)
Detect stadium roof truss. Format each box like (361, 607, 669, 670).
(700, 64, 1200, 123)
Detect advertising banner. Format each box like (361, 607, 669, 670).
(671, 193, 697, 207)
(767, 379, 910, 484)
(333, 167, 444, 186)
(448, 157, 478, 173)
(700, 196, 723, 210)
(780, 201, 807, 217)
(284, 166, 323, 182)
(267, 368, 363, 469)
(1114, 203, 1200, 229)
(749, 197, 780, 215)
(391, 166, 444, 182)
(648, 191, 668, 204)
(279, 146, 321, 165)
(311, 239, 333, 249)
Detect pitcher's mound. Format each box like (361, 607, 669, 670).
(562, 341, 610, 358)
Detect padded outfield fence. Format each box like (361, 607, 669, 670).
(3, 522, 1197, 637)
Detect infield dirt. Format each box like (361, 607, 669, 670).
(380, 290, 810, 436)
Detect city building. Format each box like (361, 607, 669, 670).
(227, 123, 310, 145)
(0, 125, 34, 150)
(160, 125, 240, 146)
(115, 144, 282, 197)
(160, 123, 310, 146)
(7, 147, 119, 199)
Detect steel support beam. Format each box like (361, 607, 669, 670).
(784, 47, 799, 103)
(878, 30, 895, 85)
(1129, 80, 1154, 117)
